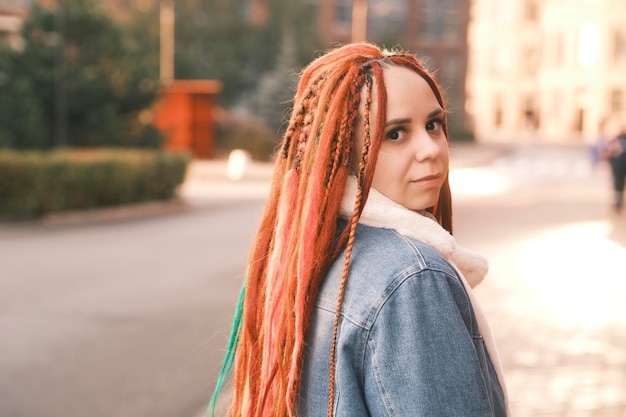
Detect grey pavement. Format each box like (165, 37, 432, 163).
(449, 145, 626, 417)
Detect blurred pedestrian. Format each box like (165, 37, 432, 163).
(210, 43, 508, 416)
(606, 126, 626, 212)
(590, 118, 610, 170)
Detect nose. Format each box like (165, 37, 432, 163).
(412, 130, 442, 162)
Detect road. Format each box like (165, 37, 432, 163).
(0, 200, 265, 417)
(0, 143, 624, 417)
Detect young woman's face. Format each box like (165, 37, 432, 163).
(356, 65, 449, 211)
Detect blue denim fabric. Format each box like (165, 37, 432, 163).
(298, 222, 506, 416)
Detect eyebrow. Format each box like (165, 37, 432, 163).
(384, 108, 445, 127)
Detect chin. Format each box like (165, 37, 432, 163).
(404, 197, 439, 212)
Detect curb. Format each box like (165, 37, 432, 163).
(40, 198, 192, 227)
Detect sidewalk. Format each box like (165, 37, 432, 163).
(454, 151, 626, 417)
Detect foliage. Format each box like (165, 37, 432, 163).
(215, 113, 280, 161)
(246, 27, 300, 137)
(0, 48, 46, 148)
(173, 0, 322, 107)
(0, 0, 162, 149)
(0, 149, 191, 220)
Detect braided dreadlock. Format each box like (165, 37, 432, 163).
(209, 42, 451, 417)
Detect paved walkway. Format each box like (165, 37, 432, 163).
(452, 147, 626, 417)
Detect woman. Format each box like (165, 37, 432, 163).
(607, 128, 626, 212)
(211, 42, 509, 417)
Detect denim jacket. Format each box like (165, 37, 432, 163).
(297, 179, 508, 417)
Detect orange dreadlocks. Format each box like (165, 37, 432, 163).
(212, 42, 452, 417)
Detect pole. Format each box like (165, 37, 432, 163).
(352, 0, 368, 43)
(160, 0, 175, 84)
(54, 0, 67, 147)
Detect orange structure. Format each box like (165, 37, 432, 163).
(153, 80, 222, 159)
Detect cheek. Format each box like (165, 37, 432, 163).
(372, 151, 401, 188)
(440, 142, 450, 170)
(440, 140, 450, 171)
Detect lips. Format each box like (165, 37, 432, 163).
(412, 173, 442, 182)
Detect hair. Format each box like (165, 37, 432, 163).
(210, 42, 452, 417)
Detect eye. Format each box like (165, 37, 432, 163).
(385, 127, 405, 141)
(426, 118, 444, 132)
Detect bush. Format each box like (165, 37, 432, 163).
(215, 114, 281, 161)
(0, 149, 190, 220)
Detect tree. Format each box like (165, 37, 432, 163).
(0, 48, 46, 148)
(0, 0, 162, 149)
(173, 0, 322, 107)
(247, 26, 300, 136)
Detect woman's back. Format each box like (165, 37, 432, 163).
(299, 220, 506, 417)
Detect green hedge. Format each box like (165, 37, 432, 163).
(0, 149, 191, 220)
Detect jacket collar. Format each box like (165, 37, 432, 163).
(340, 176, 488, 288)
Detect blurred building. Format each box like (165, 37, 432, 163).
(406, 0, 470, 138)
(316, 0, 471, 137)
(0, 0, 29, 49)
(467, 0, 626, 143)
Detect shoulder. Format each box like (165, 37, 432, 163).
(317, 223, 464, 330)
(351, 222, 455, 277)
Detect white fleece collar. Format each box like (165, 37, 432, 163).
(340, 176, 488, 288)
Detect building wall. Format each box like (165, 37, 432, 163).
(317, 0, 471, 137)
(467, 0, 626, 143)
(407, 0, 470, 137)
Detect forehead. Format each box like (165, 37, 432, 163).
(381, 65, 440, 112)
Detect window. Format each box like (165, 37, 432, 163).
(419, 0, 442, 40)
(613, 29, 626, 64)
(441, 54, 460, 89)
(577, 23, 599, 67)
(490, 46, 509, 75)
(523, 0, 538, 22)
(494, 95, 503, 128)
(552, 90, 562, 119)
(419, 0, 462, 42)
(523, 47, 539, 76)
(442, 6, 461, 42)
(574, 108, 585, 132)
(611, 89, 624, 114)
(523, 95, 538, 129)
(335, 0, 352, 26)
(555, 32, 564, 67)
(545, 33, 565, 68)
